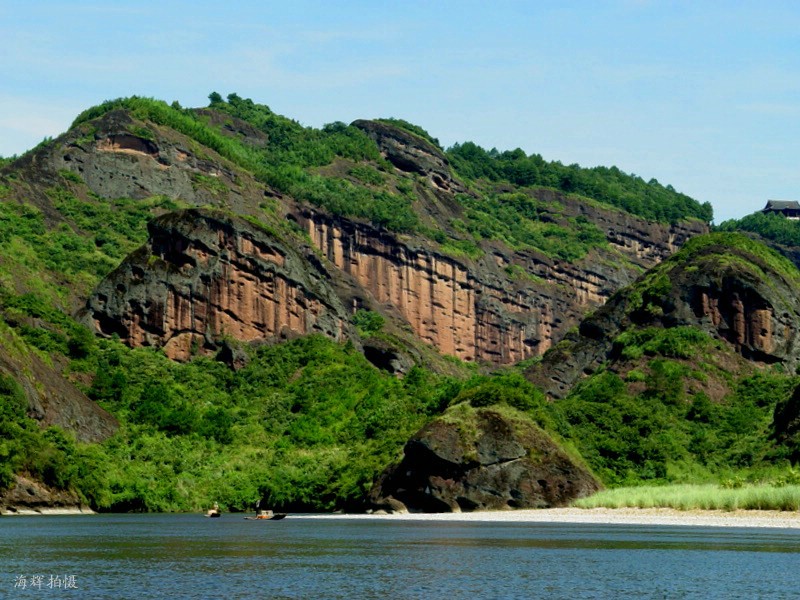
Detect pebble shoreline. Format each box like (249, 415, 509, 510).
(301, 508, 800, 529)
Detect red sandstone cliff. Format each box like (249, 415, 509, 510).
(84, 210, 353, 361)
(83, 199, 705, 366)
(49, 111, 707, 365)
(527, 235, 800, 398)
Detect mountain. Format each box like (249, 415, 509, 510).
(6, 93, 793, 514)
(12, 96, 709, 369)
(526, 233, 800, 484)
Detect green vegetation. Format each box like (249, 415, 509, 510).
(574, 482, 800, 511)
(678, 232, 800, 287)
(448, 370, 554, 428)
(447, 142, 713, 224)
(613, 327, 714, 361)
(69, 93, 711, 262)
(4, 93, 798, 514)
(72, 95, 419, 233)
(347, 164, 385, 186)
(0, 188, 174, 302)
(0, 373, 96, 494)
(351, 309, 385, 336)
(191, 173, 229, 196)
(617, 232, 800, 321)
(375, 118, 442, 148)
(454, 192, 607, 261)
(554, 324, 798, 486)
(717, 211, 800, 247)
(63, 335, 469, 511)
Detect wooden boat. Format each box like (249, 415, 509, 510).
(244, 509, 287, 521)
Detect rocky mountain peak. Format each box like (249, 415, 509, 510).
(351, 119, 465, 193)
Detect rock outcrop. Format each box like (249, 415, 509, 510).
(299, 205, 705, 364)
(84, 198, 706, 365)
(0, 476, 93, 515)
(42, 109, 268, 215)
(352, 119, 464, 194)
(528, 233, 800, 398)
(369, 405, 601, 512)
(0, 340, 117, 444)
(83, 209, 353, 360)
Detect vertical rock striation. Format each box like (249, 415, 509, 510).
(528, 235, 800, 398)
(84, 209, 353, 360)
(298, 208, 705, 364)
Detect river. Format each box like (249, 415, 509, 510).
(3, 513, 799, 598)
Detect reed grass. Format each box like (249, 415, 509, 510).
(573, 484, 800, 512)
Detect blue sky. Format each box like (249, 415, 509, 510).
(1, 1, 798, 223)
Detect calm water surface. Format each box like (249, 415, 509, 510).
(2, 513, 799, 599)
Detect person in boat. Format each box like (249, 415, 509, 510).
(206, 502, 220, 517)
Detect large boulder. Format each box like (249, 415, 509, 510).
(369, 404, 600, 512)
(0, 475, 92, 515)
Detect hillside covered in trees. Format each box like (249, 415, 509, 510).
(1, 94, 798, 514)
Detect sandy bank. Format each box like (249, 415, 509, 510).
(1, 506, 95, 516)
(299, 507, 800, 529)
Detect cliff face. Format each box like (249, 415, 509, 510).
(60, 113, 707, 365)
(27, 108, 268, 219)
(352, 119, 465, 194)
(84, 209, 353, 361)
(86, 202, 704, 365)
(528, 234, 800, 398)
(297, 202, 704, 364)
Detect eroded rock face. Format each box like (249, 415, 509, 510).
(369, 407, 601, 512)
(529, 237, 800, 398)
(50, 109, 265, 213)
(352, 120, 465, 194)
(68, 110, 706, 367)
(86, 198, 705, 366)
(83, 209, 353, 360)
(659, 244, 800, 367)
(0, 476, 92, 515)
(300, 207, 705, 364)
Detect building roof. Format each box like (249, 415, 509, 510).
(763, 200, 800, 211)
